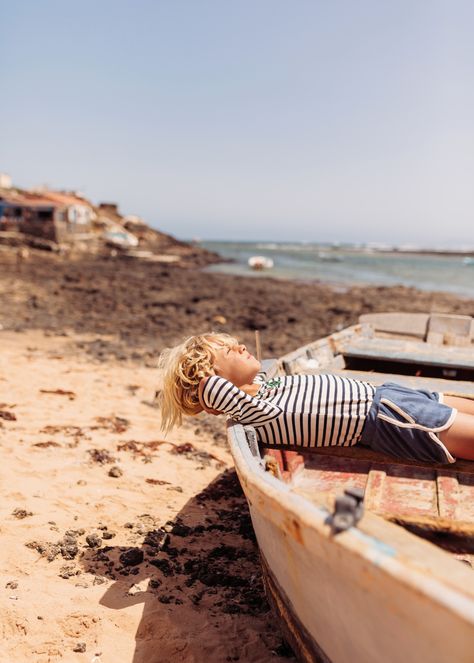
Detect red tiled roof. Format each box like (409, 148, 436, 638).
(0, 189, 94, 209)
(39, 190, 92, 208)
(0, 190, 60, 208)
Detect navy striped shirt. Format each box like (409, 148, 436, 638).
(202, 374, 376, 448)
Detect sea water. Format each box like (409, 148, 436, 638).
(200, 241, 474, 298)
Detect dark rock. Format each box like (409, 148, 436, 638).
(87, 448, 115, 464)
(149, 558, 173, 576)
(108, 465, 123, 478)
(86, 534, 102, 548)
(12, 508, 33, 519)
(101, 531, 116, 540)
(274, 640, 296, 658)
(119, 548, 144, 567)
(158, 595, 172, 604)
(60, 536, 79, 560)
(59, 565, 79, 579)
(25, 540, 61, 562)
(143, 529, 166, 549)
(0, 410, 16, 421)
(170, 521, 191, 537)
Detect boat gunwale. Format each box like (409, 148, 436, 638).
(227, 420, 474, 615)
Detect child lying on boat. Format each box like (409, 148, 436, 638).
(158, 333, 474, 464)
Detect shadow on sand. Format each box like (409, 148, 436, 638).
(79, 469, 295, 662)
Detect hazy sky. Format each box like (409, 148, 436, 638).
(1, 1, 473, 245)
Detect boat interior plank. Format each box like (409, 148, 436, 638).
(335, 337, 474, 369)
(292, 452, 474, 537)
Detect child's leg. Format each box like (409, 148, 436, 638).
(439, 411, 474, 460)
(443, 395, 474, 416)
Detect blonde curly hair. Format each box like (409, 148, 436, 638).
(157, 332, 238, 433)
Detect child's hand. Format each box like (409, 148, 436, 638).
(198, 377, 222, 416)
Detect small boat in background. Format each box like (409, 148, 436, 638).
(316, 251, 343, 262)
(104, 229, 139, 249)
(248, 255, 274, 270)
(228, 312, 474, 663)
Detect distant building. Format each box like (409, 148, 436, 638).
(0, 189, 95, 243)
(98, 202, 119, 215)
(39, 190, 95, 228)
(0, 173, 12, 189)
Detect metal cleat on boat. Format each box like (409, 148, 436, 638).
(330, 487, 365, 534)
(263, 454, 282, 480)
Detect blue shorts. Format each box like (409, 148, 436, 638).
(359, 382, 457, 464)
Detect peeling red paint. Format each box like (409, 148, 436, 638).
(295, 451, 474, 535)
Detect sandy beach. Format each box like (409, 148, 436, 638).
(1, 249, 473, 662)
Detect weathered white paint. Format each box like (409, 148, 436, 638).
(229, 422, 474, 663)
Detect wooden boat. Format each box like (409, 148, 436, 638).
(227, 312, 474, 663)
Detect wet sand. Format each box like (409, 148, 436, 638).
(0, 249, 472, 662)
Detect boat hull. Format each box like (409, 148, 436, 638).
(229, 422, 474, 663)
(260, 552, 331, 663)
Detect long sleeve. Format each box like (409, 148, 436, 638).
(201, 376, 282, 425)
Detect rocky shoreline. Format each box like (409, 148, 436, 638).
(1, 248, 472, 358)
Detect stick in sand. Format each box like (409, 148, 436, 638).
(255, 330, 262, 362)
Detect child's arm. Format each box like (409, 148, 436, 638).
(198, 377, 222, 416)
(199, 375, 282, 424)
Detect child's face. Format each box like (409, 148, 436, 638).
(211, 341, 261, 387)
